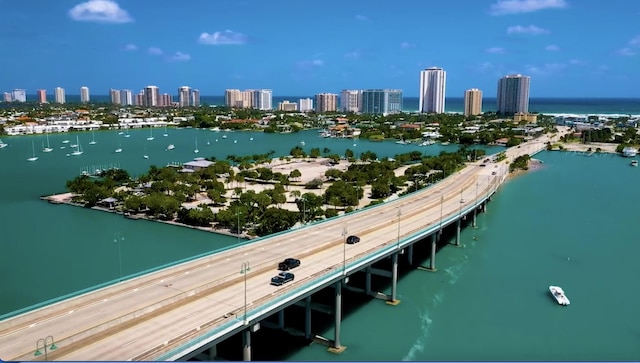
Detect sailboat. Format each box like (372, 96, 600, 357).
(43, 133, 53, 152)
(27, 140, 38, 161)
(163, 125, 168, 137)
(71, 136, 83, 156)
(143, 145, 149, 159)
(124, 128, 131, 138)
(194, 138, 199, 154)
(115, 139, 123, 153)
(89, 129, 97, 145)
(146, 127, 154, 141)
(0, 139, 7, 148)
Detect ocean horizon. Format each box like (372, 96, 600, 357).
(6, 95, 640, 116)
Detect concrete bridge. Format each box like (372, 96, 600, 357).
(0, 137, 549, 361)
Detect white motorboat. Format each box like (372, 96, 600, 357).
(631, 160, 638, 167)
(166, 144, 175, 151)
(549, 285, 570, 306)
(0, 139, 7, 148)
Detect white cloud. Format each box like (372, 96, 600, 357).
(69, 0, 133, 23)
(486, 47, 506, 54)
(148, 47, 163, 55)
(525, 62, 566, 75)
(296, 59, 324, 69)
(198, 30, 247, 45)
(630, 35, 640, 47)
(345, 50, 361, 59)
(355, 14, 370, 21)
(124, 43, 137, 51)
(569, 59, 584, 65)
(507, 25, 550, 35)
(545, 44, 560, 51)
(490, 0, 567, 15)
(617, 47, 635, 56)
(400, 41, 415, 49)
(169, 52, 190, 62)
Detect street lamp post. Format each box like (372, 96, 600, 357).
(113, 232, 124, 281)
(240, 261, 250, 325)
(34, 336, 57, 360)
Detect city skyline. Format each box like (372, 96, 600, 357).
(1, 0, 638, 98)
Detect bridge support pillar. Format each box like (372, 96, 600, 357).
(305, 296, 312, 339)
(208, 344, 217, 361)
(385, 253, 401, 306)
(407, 244, 414, 266)
(278, 309, 285, 330)
(482, 201, 487, 213)
(429, 234, 437, 271)
(328, 281, 346, 354)
(472, 209, 477, 228)
(455, 220, 461, 246)
(365, 266, 372, 296)
(242, 329, 251, 361)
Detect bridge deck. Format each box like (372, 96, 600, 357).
(0, 138, 551, 361)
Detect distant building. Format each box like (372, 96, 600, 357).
(224, 89, 271, 109)
(298, 98, 313, 112)
(251, 89, 272, 110)
(159, 93, 173, 107)
(277, 100, 298, 111)
(419, 67, 446, 113)
(340, 90, 361, 113)
(37, 89, 47, 104)
(463, 88, 482, 116)
(110, 89, 121, 105)
(315, 93, 338, 113)
(143, 86, 159, 107)
(178, 86, 191, 107)
(135, 91, 144, 106)
(11, 89, 26, 102)
(54, 87, 66, 104)
(497, 74, 530, 114)
(3, 92, 11, 102)
(191, 89, 200, 107)
(80, 86, 90, 103)
(120, 89, 133, 105)
(360, 89, 403, 115)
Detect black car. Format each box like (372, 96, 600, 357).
(346, 235, 360, 244)
(278, 258, 301, 271)
(270, 272, 295, 286)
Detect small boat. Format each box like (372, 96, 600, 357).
(166, 144, 175, 151)
(222, 135, 227, 139)
(118, 131, 124, 135)
(300, 141, 305, 146)
(27, 140, 38, 161)
(62, 139, 70, 144)
(0, 139, 7, 148)
(124, 129, 131, 138)
(206, 140, 211, 146)
(146, 128, 154, 141)
(249, 137, 253, 141)
(549, 285, 570, 306)
(89, 130, 97, 145)
(114, 148, 123, 153)
(143, 155, 149, 159)
(194, 138, 199, 154)
(70, 136, 83, 156)
(440, 141, 450, 146)
(163, 125, 168, 137)
(631, 160, 638, 167)
(43, 133, 53, 152)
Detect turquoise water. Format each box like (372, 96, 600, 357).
(0, 128, 477, 316)
(283, 151, 640, 361)
(2, 129, 639, 360)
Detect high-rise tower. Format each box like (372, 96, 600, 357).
(419, 67, 446, 113)
(464, 89, 483, 116)
(497, 74, 530, 114)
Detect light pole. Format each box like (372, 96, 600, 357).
(113, 232, 124, 281)
(341, 226, 347, 276)
(240, 261, 250, 325)
(236, 209, 242, 244)
(34, 335, 57, 360)
(396, 207, 402, 250)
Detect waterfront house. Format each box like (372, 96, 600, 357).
(180, 157, 214, 173)
(622, 147, 638, 157)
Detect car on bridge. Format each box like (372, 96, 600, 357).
(278, 258, 301, 271)
(346, 235, 360, 244)
(270, 272, 295, 286)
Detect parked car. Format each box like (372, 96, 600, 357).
(346, 235, 360, 244)
(278, 258, 301, 271)
(270, 272, 295, 286)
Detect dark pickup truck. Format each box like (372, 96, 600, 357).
(270, 272, 295, 286)
(278, 258, 301, 271)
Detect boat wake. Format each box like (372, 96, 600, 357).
(402, 306, 434, 361)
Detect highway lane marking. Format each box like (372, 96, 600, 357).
(68, 310, 74, 314)
(121, 338, 138, 348)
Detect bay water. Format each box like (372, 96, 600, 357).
(1, 128, 639, 360)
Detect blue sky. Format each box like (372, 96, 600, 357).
(1, 0, 639, 98)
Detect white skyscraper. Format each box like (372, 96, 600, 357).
(55, 87, 66, 104)
(80, 86, 90, 103)
(11, 89, 26, 102)
(178, 86, 191, 107)
(252, 89, 272, 110)
(191, 89, 200, 107)
(120, 89, 133, 105)
(340, 90, 361, 113)
(419, 67, 446, 113)
(298, 98, 313, 112)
